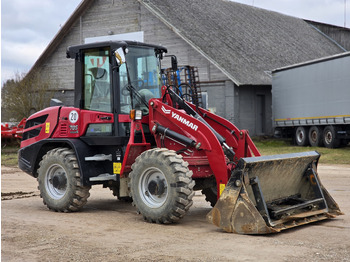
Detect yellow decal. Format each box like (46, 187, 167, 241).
(219, 183, 226, 196)
(45, 122, 50, 133)
(113, 162, 122, 174)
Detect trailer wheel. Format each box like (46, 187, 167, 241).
(323, 126, 341, 148)
(308, 126, 323, 147)
(37, 148, 91, 212)
(295, 127, 309, 146)
(130, 148, 195, 224)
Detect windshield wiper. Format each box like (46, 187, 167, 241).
(125, 84, 148, 108)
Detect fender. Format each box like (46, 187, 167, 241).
(18, 138, 110, 186)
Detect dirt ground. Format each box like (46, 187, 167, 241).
(1, 164, 350, 262)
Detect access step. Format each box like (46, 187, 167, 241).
(85, 154, 112, 161)
(89, 173, 117, 182)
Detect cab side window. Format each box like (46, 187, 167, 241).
(83, 49, 112, 113)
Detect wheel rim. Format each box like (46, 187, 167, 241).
(325, 131, 332, 144)
(311, 130, 317, 143)
(139, 167, 168, 208)
(296, 130, 304, 143)
(45, 164, 68, 199)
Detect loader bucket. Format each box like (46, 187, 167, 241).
(207, 151, 342, 234)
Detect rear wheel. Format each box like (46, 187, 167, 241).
(295, 126, 309, 146)
(37, 148, 90, 212)
(130, 148, 195, 223)
(323, 126, 341, 148)
(308, 126, 323, 147)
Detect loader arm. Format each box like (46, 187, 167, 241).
(149, 98, 229, 194)
(148, 86, 260, 197)
(165, 87, 236, 160)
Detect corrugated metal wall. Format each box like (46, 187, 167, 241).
(272, 53, 350, 126)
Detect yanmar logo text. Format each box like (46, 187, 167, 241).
(161, 106, 198, 131)
(172, 112, 198, 131)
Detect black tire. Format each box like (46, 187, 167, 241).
(308, 126, 324, 147)
(130, 148, 195, 224)
(37, 148, 91, 212)
(202, 186, 217, 207)
(295, 126, 309, 146)
(323, 126, 341, 148)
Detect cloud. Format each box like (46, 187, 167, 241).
(2, 40, 48, 68)
(232, 0, 349, 27)
(3, 1, 59, 41)
(1, 0, 81, 84)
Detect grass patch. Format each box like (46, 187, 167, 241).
(1, 144, 19, 167)
(253, 137, 350, 165)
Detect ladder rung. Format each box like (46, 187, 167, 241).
(89, 173, 117, 182)
(85, 154, 112, 161)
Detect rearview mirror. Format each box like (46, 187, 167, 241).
(171, 56, 178, 71)
(114, 47, 126, 66)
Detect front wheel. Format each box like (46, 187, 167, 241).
(130, 148, 195, 224)
(37, 148, 91, 212)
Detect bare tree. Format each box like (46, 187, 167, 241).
(2, 71, 55, 121)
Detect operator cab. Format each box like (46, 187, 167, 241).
(66, 41, 167, 142)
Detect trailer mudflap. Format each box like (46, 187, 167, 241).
(207, 151, 343, 234)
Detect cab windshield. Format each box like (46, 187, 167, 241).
(119, 47, 162, 114)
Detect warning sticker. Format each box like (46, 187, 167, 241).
(113, 162, 122, 174)
(45, 122, 50, 133)
(219, 183, 226, 196)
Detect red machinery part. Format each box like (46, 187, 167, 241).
(1, 118, 26, 141)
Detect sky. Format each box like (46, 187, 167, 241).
(1, 0, 349, 85)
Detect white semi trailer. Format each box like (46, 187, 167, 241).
(272, 52, 350, 148)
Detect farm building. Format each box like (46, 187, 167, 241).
(28, 0, 348, 136)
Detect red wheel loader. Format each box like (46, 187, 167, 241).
(18, 41, 342, 234)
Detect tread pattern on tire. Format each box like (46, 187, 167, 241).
(309, 126, 323, 147)
(37, 147, 90, 212)
(130, 148, 195, 224)
(323, 126, 341, 149)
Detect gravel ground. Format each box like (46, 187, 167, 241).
(1, 164, 350, 262)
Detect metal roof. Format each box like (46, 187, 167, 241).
(272, 51, 350, 73)
(139, 0, 346, 85)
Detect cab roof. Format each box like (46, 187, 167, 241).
(66, 40, 167, 59)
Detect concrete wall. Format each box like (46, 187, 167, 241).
(202, 82, 273, 135)
(234, 85, 272, 135)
